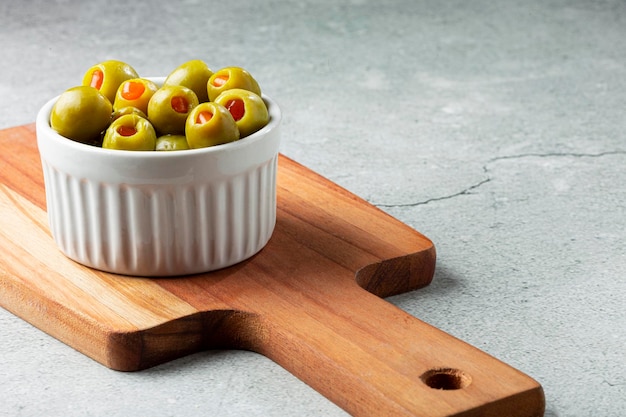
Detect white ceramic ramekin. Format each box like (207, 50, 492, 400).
(36, 78, 281, 276)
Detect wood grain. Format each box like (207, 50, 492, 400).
(0, 124, 544, 417)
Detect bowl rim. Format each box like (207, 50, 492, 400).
(37, 76, 281, 160)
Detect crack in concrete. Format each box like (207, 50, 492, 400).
(602, 379, 626, 387)
(486, 150, 626, 164)
(373, 149, 625, 208)
(376, 178, 491, 208)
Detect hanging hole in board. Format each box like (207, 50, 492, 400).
(420, 367, 472, 390)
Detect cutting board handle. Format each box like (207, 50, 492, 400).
(234, 258, 545, 417)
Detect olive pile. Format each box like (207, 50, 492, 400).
(49, 60, 270, 151)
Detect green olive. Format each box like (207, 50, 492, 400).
(112, 106, 147, 122)
(155, 134, 190, 151)
(50, 86, 112, 144)
(213, 88, 269, 138)
(185, 102, 240, 149)
(164, 59, 213, 103)
(82, 60, 139, 103)
(113, 78, 158, 114)
(207, 67, 261, 102)
(102, 114, 156, 151)
(147, 85, 199, 135)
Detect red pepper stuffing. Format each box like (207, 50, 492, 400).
(212, 74, 229, 87)
(121, 81, 145, 100)
(171, 96, 189, 113)
(90, 69, 104, 90)
(196, 110, 213, 124)
(225, 99, 245, 121)
(117, 125, 137, 137)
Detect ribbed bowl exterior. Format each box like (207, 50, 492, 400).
(36, 81, 281, 276)
(40, 156, 277, 276)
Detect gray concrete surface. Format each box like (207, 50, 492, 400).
(1, 0, 625, 416)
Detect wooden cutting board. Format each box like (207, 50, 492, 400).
(0, 124, 544, 417)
